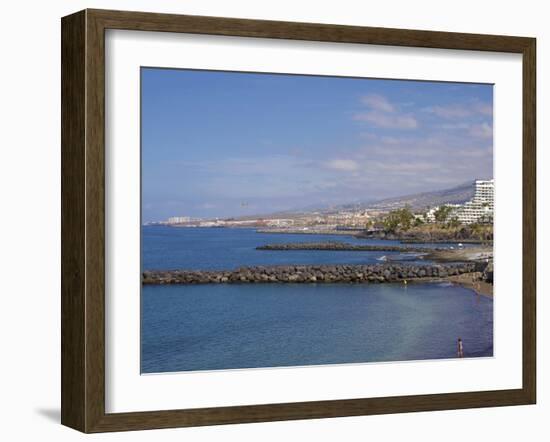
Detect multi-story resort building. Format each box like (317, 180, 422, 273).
(424, 204, 462, 223)
(455, 179, 494, 224)
(426, 179, 494, 224)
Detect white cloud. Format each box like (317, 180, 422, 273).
(355, 94, 418, 129)
(428, 104, 472, 119)
(474, 102, 493, 116)
(439, 122, 471, 130)
(361, 94, 395, 112)
(373, 161, 435, 172)
(324, 159, 360, 172)
(380, 136, 401, 145)
(199, 202, 217, 209)
(354, 111, 418, 129)
(469, 122, 493, 139)
(426, 100, 493, 120)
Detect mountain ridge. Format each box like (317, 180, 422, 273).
(239, 181, 479, 220)
(311, 181, 476, 214)
(360, 181, 476, 212)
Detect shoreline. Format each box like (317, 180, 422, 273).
(148, 224, 492, 245)
(423, 246, 492, 262)
(142, 231, 493, 296)
(399, 238, 491, 245)
(447, 273, 493, 297)
(256, 242, 443, 253)
(409, 273, 493, 297)
(257, 227, 492, 244)
(255, 241, 493, 266)
(256, 228, 357, 236)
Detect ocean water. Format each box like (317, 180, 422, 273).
(142, 226, 467, 270)
(141, 226, 493, 373)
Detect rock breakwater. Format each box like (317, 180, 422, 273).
(142, 263, 477, 285)
(256, 242, 439, 253)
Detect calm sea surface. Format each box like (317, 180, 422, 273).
(141, 226, 493, 373)
(142, 226, 473, 270)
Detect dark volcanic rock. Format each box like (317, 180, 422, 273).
(256, 242, 439, 253)
(483, 261, 494, 283)
(142, 263, 476, 285)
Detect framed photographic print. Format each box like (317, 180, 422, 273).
(61, 9, 536, 433)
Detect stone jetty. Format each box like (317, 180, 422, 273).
(256, 242, 440, 253)
(142, 263, 477, 285)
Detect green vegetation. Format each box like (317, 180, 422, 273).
(469, 222, 493, 240)
(383, 206, 415, 233)
(378, 207, 493, 241)
(433, 205, 454, 223)
(478, 214, 493, 224)
(446, 216, 460, 229)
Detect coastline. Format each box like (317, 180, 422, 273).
(423, 246, 493, 262)
(256, 226, 493, 245)
(256, 228, 357, 236)
(142, 229, 493, 296)
(256, 242, 443, 253)
(409, 273, 493, 297)
(447, 273, 493, 297)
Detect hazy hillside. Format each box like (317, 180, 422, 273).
(363, 182, 475, 211)
(238, 181, 477, 219)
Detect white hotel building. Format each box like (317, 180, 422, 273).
(455, 179, 494, 224)
(426, 179, 494, 224)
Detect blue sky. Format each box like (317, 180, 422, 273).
(141, 68, 493, 222)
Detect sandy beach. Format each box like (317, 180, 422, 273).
(425, 245, 493, 262)
(446, 272, 493, 297)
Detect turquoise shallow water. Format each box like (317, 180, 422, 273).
(141, 226, 492, 373)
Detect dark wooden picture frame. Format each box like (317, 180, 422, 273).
(61, 9, 536, 433)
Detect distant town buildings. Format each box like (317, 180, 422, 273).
(424, 204, 461, 223)
(167, 216, 191, 224)
(152, 179, 494, 230)
(265, 218, 295, 227)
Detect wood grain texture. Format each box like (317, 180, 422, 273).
(522, 38, 536, 403)
(61, 10, 86, 431)
(89, 8, 532, 53)
(84, 9, 107, 433)
(60, 8, 537, 433)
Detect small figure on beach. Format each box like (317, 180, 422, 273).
(457, 338, 464, 358)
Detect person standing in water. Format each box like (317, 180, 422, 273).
(457, 338, 464, 358)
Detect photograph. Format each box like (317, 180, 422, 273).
(140, 68, 495, 374)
